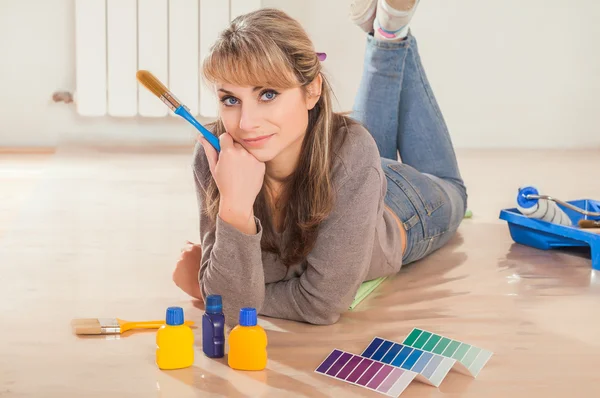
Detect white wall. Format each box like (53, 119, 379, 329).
(0, 0, 193, 148)
(1, 0, 599, 148)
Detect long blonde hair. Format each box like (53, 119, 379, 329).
(201, 8, 355, 266)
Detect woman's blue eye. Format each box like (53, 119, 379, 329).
(223, 97, 238, 106)
(261, 91, 277, 101)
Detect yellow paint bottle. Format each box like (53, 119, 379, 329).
(228, 307, 268, 371)
(156, 307, 194, 370)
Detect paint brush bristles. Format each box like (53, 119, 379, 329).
(71, 318, 121, 335)
(578, 219, 600, 228)
(136, 70, 182, 111)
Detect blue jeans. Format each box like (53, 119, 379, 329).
(351, 32, 467, 265)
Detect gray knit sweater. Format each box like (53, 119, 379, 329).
(192, 123, 404, 325)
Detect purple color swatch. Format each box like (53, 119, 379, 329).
(325, 352, 352, 376)
(346, 358, 373, 383)
(366, 364, 394, 389)
(315, 349, 415, 395)
(336, 355, 363, 380)
(315, 349, 342, 373)
(356, 362, 384, 386)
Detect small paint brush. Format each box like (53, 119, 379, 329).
(136, 70, 221, 152)
(71, 317, 195, 335)
(578, 219, 600, 228)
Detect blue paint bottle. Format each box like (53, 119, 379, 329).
(202, 294, 225, 358)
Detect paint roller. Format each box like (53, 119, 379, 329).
(516, 186, 600, 227)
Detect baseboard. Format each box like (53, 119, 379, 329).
(0, 143, 196, 155)
(0, 147, 57, 154)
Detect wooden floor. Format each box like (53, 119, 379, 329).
(2, 146, 600, 397)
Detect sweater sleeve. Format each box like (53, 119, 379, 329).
(259, 165, 383, 325)
(192, 143, 265, 317)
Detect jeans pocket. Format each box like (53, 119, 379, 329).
(385, 162, 452, 243)
(387, 163, 445, 216)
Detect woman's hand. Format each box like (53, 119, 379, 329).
(173, 241, 203, 300)
(199, 133, 265, 234)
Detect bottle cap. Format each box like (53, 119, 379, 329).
(165, 306, 184, 326)
(239, 307, 257, 326)
(205, 295, 223, 314)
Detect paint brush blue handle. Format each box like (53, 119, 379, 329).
(174, 106, 221, 152)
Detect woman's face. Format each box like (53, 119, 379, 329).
(216, 79, 320, 164)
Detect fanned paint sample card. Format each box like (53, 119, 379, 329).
(401, 329, 493, 378)
(360, 337, 455, 387)
(315, 349, 417, 397)
(315, 329, 493, 396)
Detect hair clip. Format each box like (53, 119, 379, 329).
(316, 52, 327, 61)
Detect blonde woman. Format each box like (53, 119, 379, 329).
(173, 2, 467, 325)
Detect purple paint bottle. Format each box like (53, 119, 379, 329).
(202, 294, 225, 358)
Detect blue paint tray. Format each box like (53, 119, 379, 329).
(499, 199, 600, 270)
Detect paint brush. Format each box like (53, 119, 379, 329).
(71, 317, 195, 335)
(578, 219, 600, 228)
(136, 70, 221, 152)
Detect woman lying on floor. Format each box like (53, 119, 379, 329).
(173, 0, 467, 325)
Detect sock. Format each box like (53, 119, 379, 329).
(374, 0, 419, 41)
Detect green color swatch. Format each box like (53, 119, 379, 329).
(413, 331, 432, 349)
(462, 347, 481, 368)
(400, 328, 493, 377)
(452, 344, 471, 361)
(422, 334, 442, 351)
(442, 341, 461, 357)
(403, 329, 422, 346)
(432, 337, 451, 354)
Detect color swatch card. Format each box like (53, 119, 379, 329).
(315, 349, 417, 397)
(360, 337, 455, 387)
(401, 328, 493, 378)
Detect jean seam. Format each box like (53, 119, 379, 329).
(403, 214, 418, 230)
(384, 191, 418, 230)
(392, 44, 410, 155)
(385, 169, 423, 218)
(408, 222, 449, 257)
(387, 164, 445, 215)
(384, 170, 424, 237)
(385, 165, 442, 249)
(427, 228, 450, 241)
(411, 48, 447, 125)
(405, 228, 449, 264)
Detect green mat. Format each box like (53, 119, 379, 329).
(349, 208, 472, 309)
(349, 276, 387, 309)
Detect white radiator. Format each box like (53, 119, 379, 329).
(74, 0, 261, 118)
